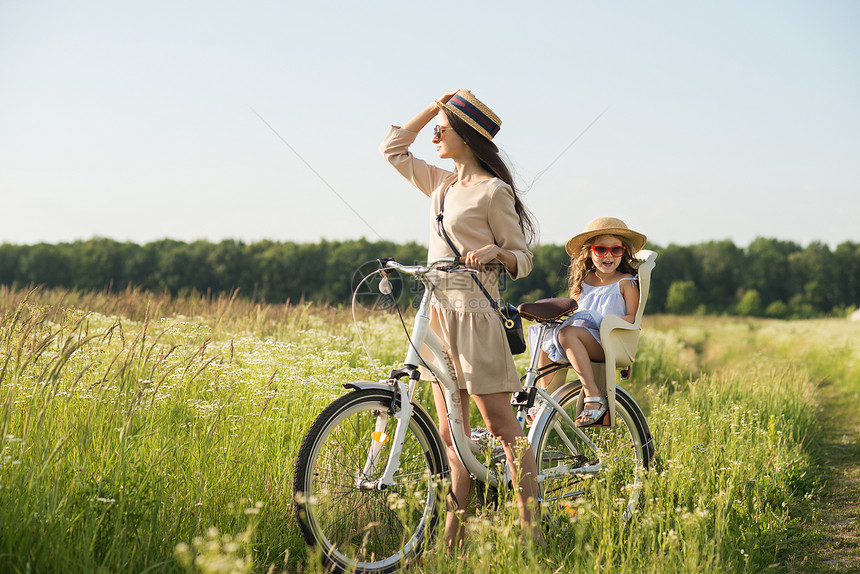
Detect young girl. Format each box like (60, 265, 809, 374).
(537, 217, 647, 426)
(380, 90, 542, 548)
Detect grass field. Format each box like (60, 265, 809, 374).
(1, 286, 858, 573)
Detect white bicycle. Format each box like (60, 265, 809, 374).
(293, 257, 653, 573)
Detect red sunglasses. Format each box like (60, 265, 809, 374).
(590, 245, 626, 257)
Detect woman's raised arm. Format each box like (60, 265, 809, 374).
(401, 90, 459, 133)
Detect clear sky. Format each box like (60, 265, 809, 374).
(1, 0, 858, 249)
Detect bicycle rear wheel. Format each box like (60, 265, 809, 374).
(293, 388, 448, 573)
(532, 383, 652, 522)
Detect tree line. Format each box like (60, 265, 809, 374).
(0, 237, 857, 318)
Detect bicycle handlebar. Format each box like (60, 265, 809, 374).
(381, 257, 476, 277)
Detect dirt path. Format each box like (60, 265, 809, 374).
(791, 380, 860, 572)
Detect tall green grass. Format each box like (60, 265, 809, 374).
(0, 287, 389, 573)
(1, 288, 856, 572)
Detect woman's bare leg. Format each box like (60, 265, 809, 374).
(472, 392, 542, 543)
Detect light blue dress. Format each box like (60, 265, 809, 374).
(530, 277, 636, 363)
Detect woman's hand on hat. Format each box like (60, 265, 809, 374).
(438, 90, 461, 105)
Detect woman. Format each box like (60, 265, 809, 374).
(380, 90, 541, 548)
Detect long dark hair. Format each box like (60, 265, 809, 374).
(443, 109, 537, 244)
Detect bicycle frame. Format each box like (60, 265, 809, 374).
(364, 258, 605, 494)
(292, 258, 653, 572)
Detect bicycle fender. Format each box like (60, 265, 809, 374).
(343, 381, 394, 393)
(548, 381, 581, 403)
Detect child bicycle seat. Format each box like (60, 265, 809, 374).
(521, 250, 657, 426)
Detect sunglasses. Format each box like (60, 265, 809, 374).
(590, 245, 626, 257)
(433, 125, 453, 140)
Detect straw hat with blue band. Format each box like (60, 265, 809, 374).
(435, 91, 502, 141)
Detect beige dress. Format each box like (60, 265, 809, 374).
(380, 126, 533, 395)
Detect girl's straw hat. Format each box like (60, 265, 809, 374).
(565, 216, 647, 256)
(435, 90, 501, 141)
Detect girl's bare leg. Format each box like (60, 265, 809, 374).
(431, 383, 472, 549)
(536, 349, 553, 389)
(557, 325, 605, 411)
(472, 392, 542, 543)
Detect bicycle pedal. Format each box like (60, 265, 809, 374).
(510, 387, 537, 408)
(470, 427, 495, 446)
(572, 455, 593, 468)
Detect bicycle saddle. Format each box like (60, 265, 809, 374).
(517, 298, 578, 322)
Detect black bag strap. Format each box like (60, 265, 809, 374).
(435, 188, 514, 327)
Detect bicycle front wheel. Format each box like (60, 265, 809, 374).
(532, 383, 652, 522)
(293, 388, 448, 573)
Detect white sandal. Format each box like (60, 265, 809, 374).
(575, 396, 607, 427)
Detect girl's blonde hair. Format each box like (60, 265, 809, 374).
(566, 235, 642, 299)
